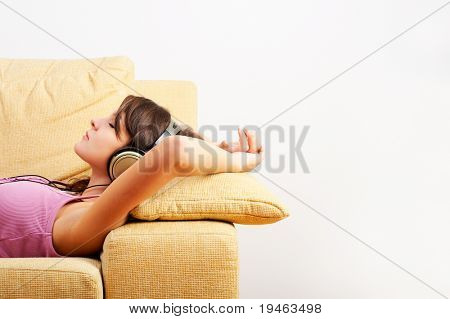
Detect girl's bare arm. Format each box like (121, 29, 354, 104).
(66, 134, 261, 256)
(66, 136, 183, 256)
(173, 135, 263, 176)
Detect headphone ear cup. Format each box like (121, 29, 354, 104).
(107, 146, 146, 181)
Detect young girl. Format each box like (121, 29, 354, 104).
(0, 95, 263, 258)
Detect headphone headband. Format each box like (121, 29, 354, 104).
(152, 118, 182, 146)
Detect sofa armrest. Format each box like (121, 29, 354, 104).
(100, 220, 239, 299)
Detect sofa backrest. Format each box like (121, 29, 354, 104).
(130, 80, 197, 130)
(0, 56, 197, 182)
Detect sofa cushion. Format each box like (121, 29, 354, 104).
(0, 257, 103, 298)
(59, 79, 200, 183)
(0, 56, 134, 181)
(129, 172, 290, 225)
(129, 80, 198, 130)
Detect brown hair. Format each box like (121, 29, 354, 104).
(61, 95, 204, 194)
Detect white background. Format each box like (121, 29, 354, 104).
(1, 0, 449, 298)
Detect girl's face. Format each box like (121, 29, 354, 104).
(74, 111, 131, 170)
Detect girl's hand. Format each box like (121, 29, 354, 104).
(218, 128, 263, 154)
(171, 135, 263, 176)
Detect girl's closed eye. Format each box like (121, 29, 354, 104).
(109, 123, 115, 129)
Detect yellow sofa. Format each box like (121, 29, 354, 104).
(0, 78, 239, 299)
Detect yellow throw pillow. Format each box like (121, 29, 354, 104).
(0, 56, 134, 181)
(130, 172, 290, 225)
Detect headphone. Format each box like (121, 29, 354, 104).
(106, 118, 182, 181)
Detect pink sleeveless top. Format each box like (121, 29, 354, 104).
(0, 177, 101, 258)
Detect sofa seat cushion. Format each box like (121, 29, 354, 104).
(0, 257, 103, 298)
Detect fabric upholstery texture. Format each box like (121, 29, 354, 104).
(0, 257, 103, 298)
(100, 220, 238, 299)
(0, 56, 134, 181)
(130, 172, 290, 225)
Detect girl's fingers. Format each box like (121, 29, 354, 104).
(238, 127, 249, 152)
(221, 140, 229, 150)
(244, 128, 257, 153)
